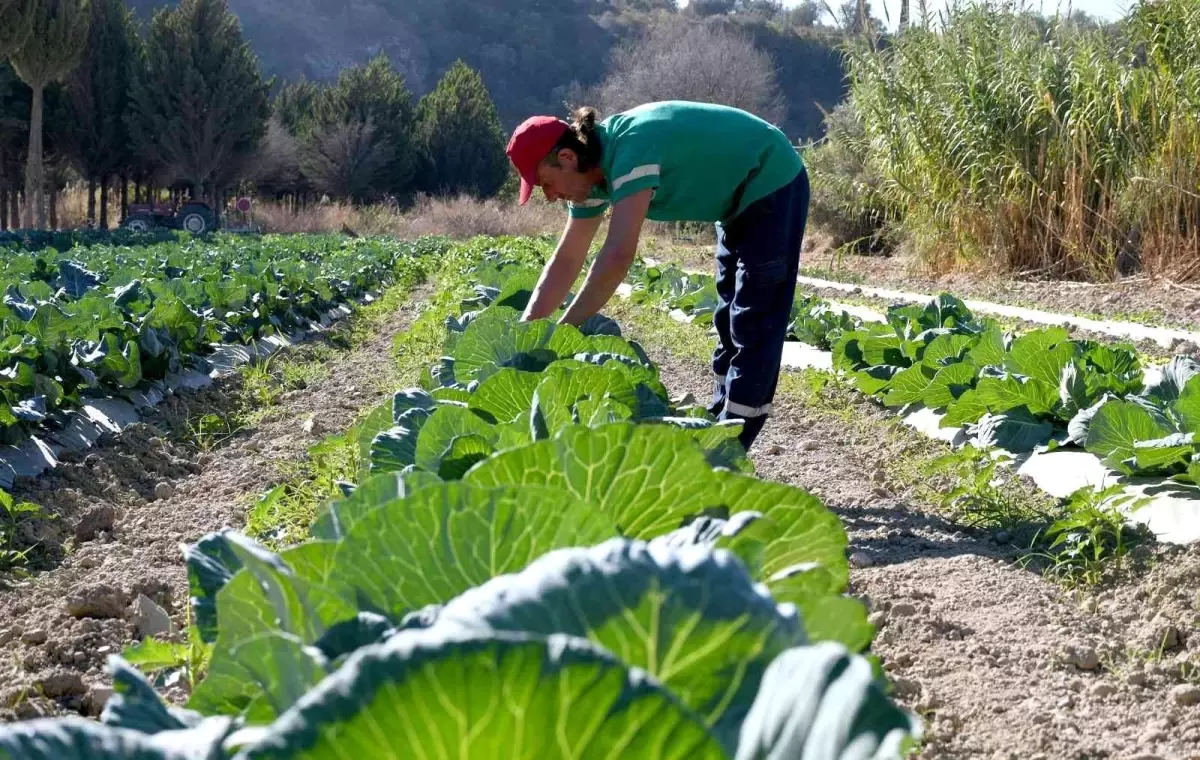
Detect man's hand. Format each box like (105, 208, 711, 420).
(558, 189, 652, 327)
(521, 214, 603, 322)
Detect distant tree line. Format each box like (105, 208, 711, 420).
(0, 0, 858, 231)
(0, 0, 512, 229)
(116, 1, 853, 151)
(254, 56, 510, 211)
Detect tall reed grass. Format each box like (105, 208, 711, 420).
(844, 0, 1200, 280)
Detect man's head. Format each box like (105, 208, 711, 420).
(507, 108, 604, 205)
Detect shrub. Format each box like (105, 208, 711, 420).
(844, 0, 1200, 280)
(803, 99, 898, 255)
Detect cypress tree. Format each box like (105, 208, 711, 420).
(0, 0, 36, 56)
(9, 0, 91, 228)
(274, 79, 319, 137)
(63, 0, 136, 228)
(126, 0, 270, 207)
(414, 60, 509, 198)
(308, 53, 417, 201)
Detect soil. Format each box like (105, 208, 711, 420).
(0, 285, 432, 722)
(645, 345, 1200, 760)
(803, 249, 1200, 335)
(648, 240, 1200, 334)
(3, 270, 1198, 759)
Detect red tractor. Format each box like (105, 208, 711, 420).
(123, 200, 217, 235)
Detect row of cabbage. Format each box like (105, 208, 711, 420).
(0, 244, 921, 758)
(0, 234, 443, 447)
(0, 228, 181, 253)
(627, 262, 1200, 487)
(626, 262, 858, 350)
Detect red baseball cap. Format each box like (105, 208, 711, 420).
(507, 116, 569, 205)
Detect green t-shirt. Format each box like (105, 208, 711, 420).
(567, 100, 803, 224)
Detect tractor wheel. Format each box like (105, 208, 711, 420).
(124, 215, 154, 233)
(180, 212, 209, 235)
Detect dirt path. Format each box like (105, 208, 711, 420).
(646, 347, 1200, 760)
(0, 285, 432, 721)
(649, 241, 1200, 335)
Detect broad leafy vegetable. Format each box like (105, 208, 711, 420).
(0, 234, 446, 446)
(0, 243, 921, 759)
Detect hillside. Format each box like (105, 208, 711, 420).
(123, 0, 847, 140)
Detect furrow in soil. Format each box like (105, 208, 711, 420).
(0, 284, 433, 721)
(640, 337, 1200, 760)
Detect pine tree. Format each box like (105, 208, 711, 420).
(0, 0, 36, 56)
(414, 60, 509, 199)
(274, 78, 319, 137)
(63, 0, 137, 228)
(307, 53, 417, 200)
(9, 0, 91, 228)
(126, 0, 270, 207)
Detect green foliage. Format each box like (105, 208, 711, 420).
(627, 260, 858, 350)
(819, 295, 1156, 453)
(8, 0, 92, 228)
(61, 0, 137, 187)
(0, 226, 178, 250)
(844, 0, 1200, 278)
(630, 259, 1200, 479)
(7, 0, 89, 91)
(414, 60, 509, 198)
(921, 445, 1048, 530)
(1074, 360, 1200, 486)
(126, 0, 270, 200)
(803, 99, 897, 254)
(302, 53, 418, 202)
(0, 488, 47, 574)
(0, 239, 922, 758)
(1033, 484, 1153, 588)
(0, 234, 449, 447)
(271, 79, 319, 137)
(0, 0, 36, 56)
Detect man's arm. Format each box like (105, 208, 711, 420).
(558, 189, 652, 327)
(521, 213, 604, 321)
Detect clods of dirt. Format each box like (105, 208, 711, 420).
(639, 332, 1200, 760)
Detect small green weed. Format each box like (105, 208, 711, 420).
(0, 489, 50, 575)
(798, 262, 867, 285)
(236, 345, 336, 427)
(279, 346, 332, 388)
(240, 356, 282, 410)
(245, 432, 358, 548)
(919, 445, 1052, 531)
(1024, 484, 1155, 588)
(121, 609, 213, 692)
(346, 262, 430, 349)
(604, 297, 716, 365)
(777, 368, 861, 422)
(186, 411, 243, 453)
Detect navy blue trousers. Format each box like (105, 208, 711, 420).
(707, 167, 809, 451)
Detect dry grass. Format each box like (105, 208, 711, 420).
(52, 186, 91, 230)
(25, 184, 721, 254)
(255, 193, 719, 248)
(254, 194, 566, 239)
(4, 183, 95, 230)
